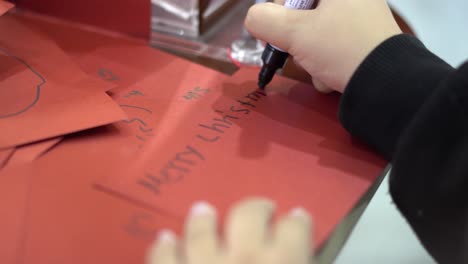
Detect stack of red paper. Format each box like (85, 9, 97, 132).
(0, 7, 386, 264)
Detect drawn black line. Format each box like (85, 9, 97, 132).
(98, 68, 119, 81)
(136, 135, 146, 142)
(139, 126, 152, 132)
(0, 47, 46, 119)
(122, 118, 147, 126)
(119, 104, 153, 114)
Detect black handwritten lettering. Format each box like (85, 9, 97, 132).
(124, 90, 144, 98)
(183, 145, 204, 160)
(183, 91, 200, 100)
(166, 160, 190, 171)
(136, 135, 146, 142)
(171, 145, 205, 166)
(183, 86, 211, 100)
(124, 212, 156, 239)
(245, 93, 260, 101)
(123, 118, 147, 126)
(159, 145, 205, 182)
(160, 167, 185, 182)
(197, 134, 220, 142)
(194, 87, 210, 94)
(140, 88, 264, 195)
(230, 106, 250, 114)
(173, 152, 194, 165)
(213, 112, 239, 126)
(199, 122, 230, 133)
(98, 68, 119, 81)
(137, 173, 163, 194)
(139, 126, 152, 132)
(254, 90, 267, 97)
(119, 104, 153, 114)
(237, 100, 256, 108)
(244, 90, 266, 102)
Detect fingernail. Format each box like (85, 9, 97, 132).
(290, 207, 309, 217)
(158, 229, 176, 243)
(190, 201, 216, 217)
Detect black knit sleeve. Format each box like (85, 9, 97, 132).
(339, 34, 468, 263)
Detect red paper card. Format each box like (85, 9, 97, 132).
(3, 17, 236, 263)
(17, 0, 149, 39)
(0, 164, 32, 264)
(14, 12, 178, 90)
(5, 137, 62, 167)
(7, 12, 230, 152)
(16, 68, 253, 264)
(98, 68, 387, 247)
(0, 147, 14, 168)
(0, 14, 125, 148)
(0, 136, 181, 264)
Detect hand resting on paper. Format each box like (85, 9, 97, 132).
(147, 198, 314, 264)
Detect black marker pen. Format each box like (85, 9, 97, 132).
(258, 0, 315, 89)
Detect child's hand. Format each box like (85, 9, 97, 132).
(147, 198, 313, 264)
(245, 0, 402, 93)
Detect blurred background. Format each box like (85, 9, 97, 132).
(336, 1, 468, 263)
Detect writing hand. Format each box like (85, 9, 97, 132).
(245, 0, 402, 93)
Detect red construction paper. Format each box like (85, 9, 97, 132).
(0, 138, 181, 264)
(0, 14, 125, 148)
(0, 14, 115, 92)
(7, 12, 229, 152)
(0, 13, 386, 262)
(20, 49, 223, 256)
(5, 137, 62, 167)
(16, 0, 150, 39)
(0, 164, 32, 264)
(19, 124, 182, 264)
(0, 147, 14, 168)
(1, 50, 213, 261)
(98, 68, 387, 248)
(5, 18, 233, 262)
(14, 12, 178, 91)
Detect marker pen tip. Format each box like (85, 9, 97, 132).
(258, 81, 266, 90)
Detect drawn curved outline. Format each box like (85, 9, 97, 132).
(119, 104, 153, 114)
(0, 47, 46, 119)
(139, 126, 152, 132)
(122, 118, 147, 126)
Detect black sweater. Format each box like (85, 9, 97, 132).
(339, 34, 468, 263)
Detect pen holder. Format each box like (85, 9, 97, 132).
(151, 0, 259, 64)
(152, 0, 236, 38)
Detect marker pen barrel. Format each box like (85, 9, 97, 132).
(257, 0, 315, 89)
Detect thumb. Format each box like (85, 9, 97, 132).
(245, 3, 312, 53)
